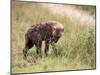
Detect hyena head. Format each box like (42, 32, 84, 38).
(47, 21, 64, 43)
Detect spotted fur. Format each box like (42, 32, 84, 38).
(23, 21, 64, 59)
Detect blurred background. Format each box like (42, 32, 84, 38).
(12, 0, 96, 74)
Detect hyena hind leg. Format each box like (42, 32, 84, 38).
(23, 39, 34, 60)
(45, 40, 49, 57)
(34, 41, 42, 58)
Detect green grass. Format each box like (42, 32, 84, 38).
(12, 1, 96, 74)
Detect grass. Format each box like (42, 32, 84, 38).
(12, 1, 96, 74)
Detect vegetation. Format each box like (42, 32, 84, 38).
(74, 5, 96, 15)
(12, 1, 96, 74)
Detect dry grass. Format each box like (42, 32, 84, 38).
(12, 1, 96, 74)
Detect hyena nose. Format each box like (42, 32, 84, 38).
(58, 32, 64, 37)
(61, 32, 64, 35)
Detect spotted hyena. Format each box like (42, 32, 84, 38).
(23, 21, 64, 59)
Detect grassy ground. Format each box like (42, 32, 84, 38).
(12, 1, 96, 74)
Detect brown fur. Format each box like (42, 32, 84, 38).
(23, 21, 64, 59)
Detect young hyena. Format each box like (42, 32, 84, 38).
(23, 21, 64, 59)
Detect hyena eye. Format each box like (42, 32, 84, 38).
(61, 29, 64, 32)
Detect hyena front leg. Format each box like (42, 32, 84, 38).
(51, 42, 58, 56)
